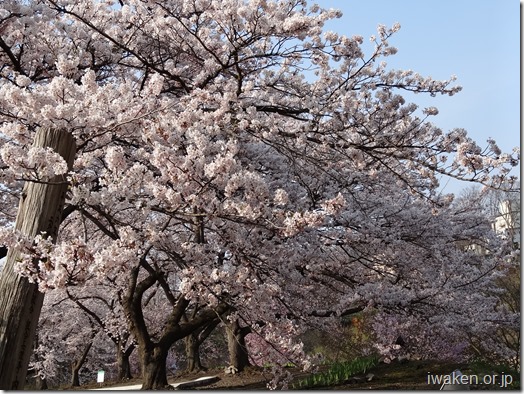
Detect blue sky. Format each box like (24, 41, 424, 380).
(317, 0, 520, 194)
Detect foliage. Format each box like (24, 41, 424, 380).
(301, 312, 377, 363)
(452, 186, 521, 369)
(465, 263, 520, 371)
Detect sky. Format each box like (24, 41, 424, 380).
(317, 0, 520, 195)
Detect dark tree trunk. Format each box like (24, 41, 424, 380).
(123, 254, 229, 390)
(226, 319, 251, 372)
(184, 318, 220, 373)
(0, 128, 76, 390)
(140, 345, 171, 390)
(116, 342, 134, 381)
(70, 367, 80, 388)
(70, 340, 93, 387)
(185, 333, 205, 373)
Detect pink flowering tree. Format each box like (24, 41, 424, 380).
(0, 0, 519, 389)
(63, 284, 137, 382)
(30, 288, 113, 388)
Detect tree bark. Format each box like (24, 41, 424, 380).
(116, 342, 135, 381)
(226, 319, 251, 372)
(184, 318, 220, 373)
(70, 340, 93, 387)
(0, 128, 76, 390)
(185, 333, 205, 373)
(140, 344, 171, 390)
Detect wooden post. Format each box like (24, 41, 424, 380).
(0, 128, 76, 389)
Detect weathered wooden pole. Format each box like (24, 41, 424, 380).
(0, 128, 76, 389)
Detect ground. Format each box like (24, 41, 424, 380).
(75, 359, 519, 390)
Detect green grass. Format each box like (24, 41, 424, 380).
(291, 356, 378, 389)
(467, 360, 521, 390)
(262, 361, 296, 369)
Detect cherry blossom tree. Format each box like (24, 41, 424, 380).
(449, 185, 520, 369)
(0, 0, 519, 389)
(458, 183, 520, 247)
(30, 289, 112, 388)
(63, 284, 137, 381)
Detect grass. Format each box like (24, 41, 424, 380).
(467, 360, 521, 390)
(291, 356, 378, 389)
(309, 358, 521, 390)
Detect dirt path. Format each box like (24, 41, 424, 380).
(79, 360, 519, 390)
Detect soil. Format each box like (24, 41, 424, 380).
(77, 366, 272, 391)
(173, 366, 272, 390)
(76, 359, 519, 390)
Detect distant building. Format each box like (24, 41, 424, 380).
(456, 199, 520, 255)
(492, 200, 520, 249)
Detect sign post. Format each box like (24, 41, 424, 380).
(97, 370, 105, 387)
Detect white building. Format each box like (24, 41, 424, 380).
(492, 200, 520, 248)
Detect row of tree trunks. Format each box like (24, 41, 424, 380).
(0, 128, 76, 390)
(137, 318, 251, 390)
(127, 208, 254, 388)
(184, 316, 253, 374)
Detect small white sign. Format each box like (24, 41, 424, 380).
(97, 370, 105, 383)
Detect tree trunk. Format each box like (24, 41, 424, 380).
(185, 333, 205, 373)
(70, 367, 80, 387)
(71, 340, 93, 387)
(124, 259, 229, 390)
(184, 317, 220, 373)
(116, 342, 134, 381)
(226, 319, 251, 372)
(140, 345, 172, 390)
(0, 128, 76, 390)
